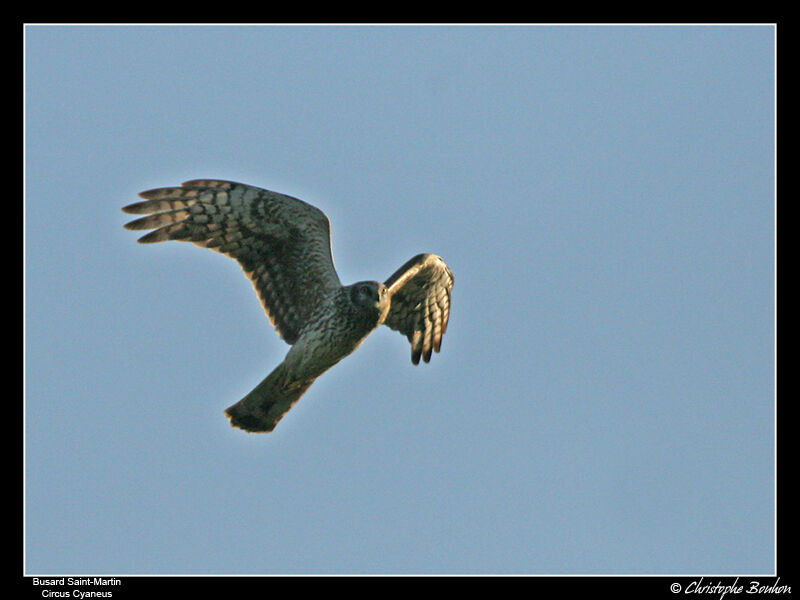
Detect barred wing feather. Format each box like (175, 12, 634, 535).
(123, 179, 341, 345)
(383, 253, 454, 365)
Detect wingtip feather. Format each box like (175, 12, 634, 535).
(122, 201, 147, 214)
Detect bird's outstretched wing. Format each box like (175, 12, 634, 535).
(383, 253, 454, 364)
(123, 179, 341, 344)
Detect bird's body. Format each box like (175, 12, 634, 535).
(224, 281, 390, 431)
(123, 180, 453, 433)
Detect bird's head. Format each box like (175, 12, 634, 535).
(349, 281, 390, 322)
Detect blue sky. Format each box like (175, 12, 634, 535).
(24, 24, 775, 575)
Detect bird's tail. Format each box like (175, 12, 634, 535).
(224, 362, 315, 433)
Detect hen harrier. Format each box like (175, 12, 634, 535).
(123, 179, 454, 433)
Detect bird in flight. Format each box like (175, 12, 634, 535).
(123, 179, 454, 433)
